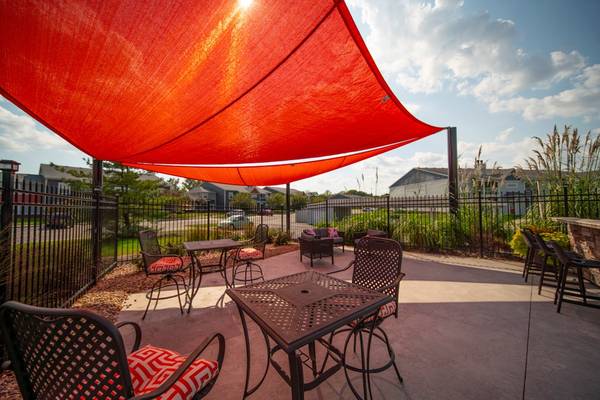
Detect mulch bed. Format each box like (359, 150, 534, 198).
(0, 243, 298, 399)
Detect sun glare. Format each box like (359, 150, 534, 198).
(238, 0, 253, 10)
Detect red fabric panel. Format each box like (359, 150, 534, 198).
(124, 140, 415, 186)
(0, 0, 442, 183)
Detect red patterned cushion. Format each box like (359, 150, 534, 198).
(128, 345, 218, 400)
(351, 301, 396, 326)
(238, 247, 263, 260)
(148, 256, 190, 274)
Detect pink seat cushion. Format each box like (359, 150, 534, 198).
(327, 228, 339, 238)
(148, 256, 190, 274)
(351, 301, 396, 326)
(128, 345, 219, 400)
(238, 247, 263, 260)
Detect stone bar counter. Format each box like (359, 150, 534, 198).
(553, 217, 600, 285)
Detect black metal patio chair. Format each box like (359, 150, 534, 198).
(231, 224, 269, 287)
(533, 232, 582, 295)
(299, 230, 335, 267)
(325, 236, 405, 399)
(521, 228, 542, 281)
(138, 230, 191, 319)
(0, 301, 225, 400)
(548, 242, 600, 313)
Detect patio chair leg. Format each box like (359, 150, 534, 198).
(379, 327, 403, 384)
(576, 267, 587, 304)
(171, 276, 184, 315)
(538, 255, 548, 295)
(557, 265, 569, 313)
(358, 331, 368, 400)
(142, 282, 156, 320)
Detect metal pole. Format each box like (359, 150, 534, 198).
(1, 161, 19, 304)
(447, 127, 459, 214)
(207, 202, 211, 240)
(325, 198, 329, 227)
(285, 183, 291, 235)
(478, 191, 484, 258)
(563, 185, 569, 216)
(91, 159, 103, 284)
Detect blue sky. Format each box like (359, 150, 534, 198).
(1, 0, 599, 194)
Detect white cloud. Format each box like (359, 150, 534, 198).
(489, 65, 600, 120)
(496, 127, 514, 142)
(0, 103, 71, 152)
(348, 0, 599, 121)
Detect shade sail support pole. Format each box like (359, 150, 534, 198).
(286, 183, 291, 236)
(447, 127, 459, 214)
(92, 159, 103, 283)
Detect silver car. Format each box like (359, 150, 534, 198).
(218, 215, 251, 229)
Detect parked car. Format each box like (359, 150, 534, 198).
(45, 212, 74, 229)
(259, 208, 273, 216)
(226, 209, 245, 217)
(218, 215, 251, 229)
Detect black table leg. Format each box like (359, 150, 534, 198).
(288, 351, 305, 400)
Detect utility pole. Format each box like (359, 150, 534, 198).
(285, 183, 291, 236)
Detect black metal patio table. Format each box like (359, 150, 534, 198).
(184, 239, 242, 312)
(226, 270, 392, 400)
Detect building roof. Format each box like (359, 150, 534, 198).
(389, 167, 541, 188)
(264, 186, 304, 195)
(39, 163, 91, 181)
(201, 182, 253, 192)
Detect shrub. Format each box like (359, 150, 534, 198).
(274, 230, 291, 245)
(509, 226, 570, 258)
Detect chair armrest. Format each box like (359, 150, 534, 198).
(327, 260, 355, 275)
(116, 321, 142, 353)
(1, 360, 11, 371)
(131, 333, 225, 400)
(377, 273, 406, 293)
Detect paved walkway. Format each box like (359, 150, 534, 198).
(118, 250, 600, 400)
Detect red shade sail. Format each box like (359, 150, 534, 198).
(0, 0, 442, 184)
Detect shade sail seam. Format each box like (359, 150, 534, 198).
(120, 1, 343, 162)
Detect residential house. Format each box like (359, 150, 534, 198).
(389, 166, 531, 215)
(263, 186, 304, 196)
(199, 182, 253, 209)
(187, 185, 216, 206)
(389, 167, 529, 198)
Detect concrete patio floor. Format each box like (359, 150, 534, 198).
(118, 250, 600, 400)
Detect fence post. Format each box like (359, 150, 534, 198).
(325, 198, 329, 227)
(114, 194, 119, 263)
(386, 195, 391, 235)
(91, 159, 103, 284)
(206, 202, 211, 240)
(0, 160, 20, 306)
(478, 191, 484, 258)
(562, 185, 569, 216)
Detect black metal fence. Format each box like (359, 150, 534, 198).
(2, 173, 599, 312)
(0, 175, 117, 309)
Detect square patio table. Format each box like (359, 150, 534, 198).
(226, 270, 392, 400)
(184, 239, 242, 312)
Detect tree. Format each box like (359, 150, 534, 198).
(522, 125, 600, 191)
(267, 192, 285, 209)
(290, 192, 308, 209)
(230, 192, 256, 209)
(344, 189, 370, 197)
(182, 178, 201, 191)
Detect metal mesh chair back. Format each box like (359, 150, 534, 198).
(254, 224, 269, 244)
(533, 232, 552, 255)
(139, 229, 162, 267)
(521, 228, 537, 250)
(353, 236, 403, 301)
(0, 301, 134, 400)
(548, 241, 571, 265)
